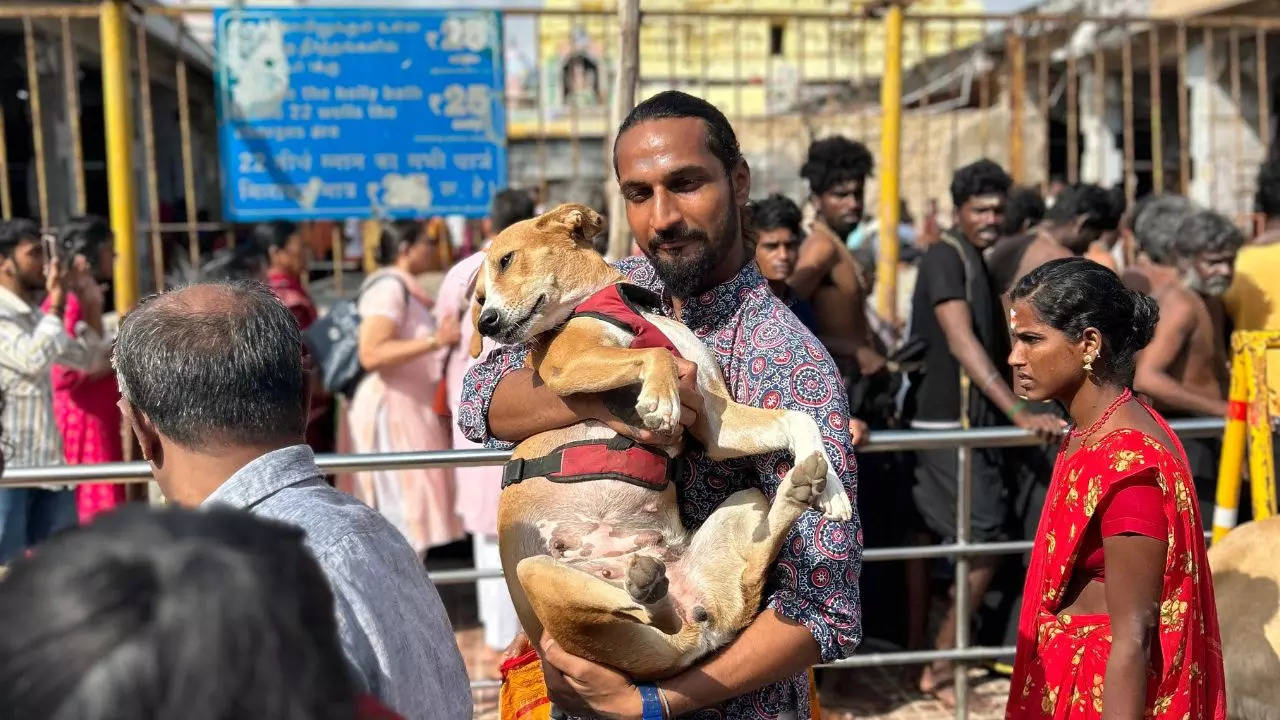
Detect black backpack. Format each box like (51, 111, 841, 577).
(303, 274, 408, 398)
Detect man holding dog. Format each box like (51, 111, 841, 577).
(459, 91, 860, 719)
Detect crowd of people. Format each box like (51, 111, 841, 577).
(0, 86, 1273, 719)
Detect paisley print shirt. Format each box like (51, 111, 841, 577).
(458, 257, 862, 719)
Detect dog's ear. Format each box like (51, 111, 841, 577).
(535, 203, 605, 248)
(468, 265, 486, 359)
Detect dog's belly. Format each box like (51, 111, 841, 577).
(499, 468, 705, 609)
(510, 477, 687, 561)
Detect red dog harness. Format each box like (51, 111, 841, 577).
(502, 284, 680, 492)
(502, 436, 672, 491)
(568, 283, 683, 358)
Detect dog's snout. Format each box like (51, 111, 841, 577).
(477, 308, 501, 336)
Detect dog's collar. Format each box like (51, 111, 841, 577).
(501, 436, 672, 492)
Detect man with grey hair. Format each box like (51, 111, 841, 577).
(112, 281, 470, 720)
(1133, 210, 1243, 527)
(1122, 193, 1197, 296)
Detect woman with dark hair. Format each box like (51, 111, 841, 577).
(1004, 257, 1225, 719)
(39, 216, 124, 524)
(254, 220, 335, 454)
(343, 219, 462, 555)
(0, 506, 403, 719)
(254, 219, 316, 330)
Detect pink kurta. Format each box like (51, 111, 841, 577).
(345, 267, 462, 554)
(40, 292, 124, 523)
(434, 249, 502, 536)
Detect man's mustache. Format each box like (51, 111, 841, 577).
(653, 226, 710, 246)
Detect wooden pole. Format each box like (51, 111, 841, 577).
(605, 0, 640, 260)
(1008, 29, 1026, 184)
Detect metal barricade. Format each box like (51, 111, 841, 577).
(0, 418, 1226, 715)
(1213, 330, 1280, 542)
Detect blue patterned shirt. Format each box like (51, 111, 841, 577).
(458, 258, 862, 720)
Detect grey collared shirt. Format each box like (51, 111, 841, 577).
(203, 445, 472, 720)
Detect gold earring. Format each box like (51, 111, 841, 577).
(1083, 355, 1094, 373)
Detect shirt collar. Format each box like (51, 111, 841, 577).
(0, 285, 35, 315)
(202, 445, 321, 510)
(660, 260, 770, 331)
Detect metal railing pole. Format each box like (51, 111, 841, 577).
(0, 420, 1227, 487)
(953, 441, 972, 718)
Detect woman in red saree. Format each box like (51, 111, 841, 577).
(1004, 258, 1225, 720)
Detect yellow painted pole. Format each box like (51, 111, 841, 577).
(101, 0, 139, 312)
(1245, 333, 1277, 520)
(875, 3, 903, 323)
(1213, 335, 1250, 543)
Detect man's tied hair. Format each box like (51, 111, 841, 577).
(614, 90, 743, 177)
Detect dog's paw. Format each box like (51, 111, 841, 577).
(626, 555, 669, 604)
(782, 451, 828, 506)
(635, 382, 680, 435)
(814, 463, 852, 521)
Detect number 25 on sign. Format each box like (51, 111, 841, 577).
(429, 83, 491, 118)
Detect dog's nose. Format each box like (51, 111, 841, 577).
(477, 308, 501, 336)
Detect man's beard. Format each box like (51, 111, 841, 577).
(824, 212, 857, 239)
(19, 270, 45, 293)
(1182, 269, 1231, 296)
(643, 207, 738, 299)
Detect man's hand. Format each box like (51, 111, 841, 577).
(435, 313, 462, 347)
(674, 356, 702, 426)
(71, 257, 104, 317)
(501, 631, 535, 665)
(45, 254, 68, 314)
(1013, 409, 1067, 443)
(849, 417, 870, 447)
(539, 636, 642, 720)
(563, 356, 701, 447)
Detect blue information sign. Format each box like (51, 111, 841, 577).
(214, 8, 506, 220)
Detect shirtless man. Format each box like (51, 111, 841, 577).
(1134, 209, 1241, 524)
(1134, 209, 1240, 417)
(986, 183, 1119, 297)
(752, 194, 870, 449)
(791, 136, 885, 380)
(1121, 194, 1197, 297)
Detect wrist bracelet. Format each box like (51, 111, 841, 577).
(657, 684, 673, 719)
(980, 369, 1001, 390)
(1006, 399, 1027, 419)
(637, 683, 665, 720)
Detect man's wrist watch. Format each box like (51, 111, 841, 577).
(636, 683, 666, 720)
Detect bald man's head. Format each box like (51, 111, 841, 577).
(113, 280, 306, 450)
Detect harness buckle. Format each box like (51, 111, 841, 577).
(502, 458, 527, 488)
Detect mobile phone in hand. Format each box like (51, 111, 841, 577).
(41, 232, 59, 271)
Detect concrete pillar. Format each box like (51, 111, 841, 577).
(25, 31, 72, 227)
(1187, 33, 1265, 215)
(1078, 68, 1123, 188)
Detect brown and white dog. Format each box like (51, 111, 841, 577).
(470, 203, 852, 680)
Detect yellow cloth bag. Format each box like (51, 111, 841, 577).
(498, 650, 823, 720)
(500, 650, 551, 720)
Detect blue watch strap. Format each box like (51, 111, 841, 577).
(637, 682, 665, 720)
